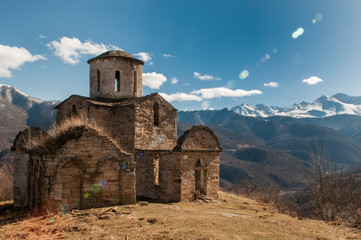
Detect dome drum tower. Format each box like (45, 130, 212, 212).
(88, 51, 144, 99)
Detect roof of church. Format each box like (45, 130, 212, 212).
(55, 93, 177, 111)
(87, 50, 144, 65)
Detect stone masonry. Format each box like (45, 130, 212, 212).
(12, 50, 222, 210)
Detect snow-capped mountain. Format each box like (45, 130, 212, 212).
(0, 84, 59, 130)
(0, 84, 56, 110)
(231, 94, 361, 118)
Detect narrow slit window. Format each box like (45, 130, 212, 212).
(115, 71, 120, 92)
(153, 103, 159, 126)
(153, 158, 159, 185)
(133, 71, 137, 95)
(97, 70, 100, 92)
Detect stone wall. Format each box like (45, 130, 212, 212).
(13, 127, 136, 209)
(134, 95, 177, 151)
(179, 152, 220, 200)
(135, 150, 181, 202)
(88, 104, 135, 153)
(56, 97, 136, 153)
(89, 58, 143, 99)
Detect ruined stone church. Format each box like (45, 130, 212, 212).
(12, 51, 221, 210)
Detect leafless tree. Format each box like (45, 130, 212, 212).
(300, 138, 346, 221)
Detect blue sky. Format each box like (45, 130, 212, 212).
(1, 0, 361, 110)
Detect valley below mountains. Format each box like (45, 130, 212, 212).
(2, 84, 361, 190)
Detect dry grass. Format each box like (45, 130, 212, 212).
(23, 113, 119, 154)
(1, 191, 360, 240)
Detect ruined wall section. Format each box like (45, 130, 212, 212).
(89, 58, 143, 99)
(88, 104, 135, 153)
(135, 150, 181, 202)
(43, 129, 135, 209)
(12, 128, 48, 207)
(175, 126, 221, 200)
(13, 128, 135, 210)
(56, 98, 136, 153)
(134, 95, 177, 151)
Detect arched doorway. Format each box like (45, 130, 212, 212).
(195, 159, 207, 195)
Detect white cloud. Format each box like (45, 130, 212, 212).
(302, 76, 323, 85)
(47, 37, 120, 65)
(0, 44, 47, 78)
(264, 82, 279, 87)
(191, 87, 262, 99)
(171, 77, 178, 84)
(194, 72, 221, 81)
(201, 101, 210, 110)
(162, 53, 174, 58)
(142, 72, 167, 89)
(159, 92, 202, 102)
(133, 52, 153, 65)
(39, 34, 46, 39)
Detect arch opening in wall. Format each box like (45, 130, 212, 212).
(153, 103, 159, 126)
(195, 159, 207, 195)
(115, 71, 120, 92)
(84, 157, 121, 208)
(97, 70, 100, 92)
(133, 71, 137, 96)
(54, 160, 83, 210)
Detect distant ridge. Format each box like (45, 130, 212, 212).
(231, 93, 361, 118)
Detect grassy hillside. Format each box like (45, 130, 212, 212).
(1, 192, 360, 240)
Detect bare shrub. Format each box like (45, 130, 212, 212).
(300, 139, 348, 221)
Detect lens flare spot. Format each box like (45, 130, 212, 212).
(296, 27, 304, 35)
(239, 70, 249, 80)
(272, 48, 278, 54)
(157, 135, 165, 144)
(226, 80, 236, 89)
(122, 165, 126, 169)
(84, 192, 90, 199)
(292, 27, 304, 39)
(50, 219, 55, 223)
(265, 54, 270, 60)
(312, 19, 317, 24)
(92, 183, 101, 194)
(261, 57, 266, 63)
(315, 13, 323, 21)
(98, 179, 106, 188)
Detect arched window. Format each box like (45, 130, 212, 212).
(195, 159, 207, 194)
(97, 70, 100, 92)
(133, 71, 137, 96)
(196, 159, 202, 167)
(115, 71, 120, 92)
(153, 103, 159, 126)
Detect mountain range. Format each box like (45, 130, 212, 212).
(1, 85, 361, 190)
(231, 93, 361, 118)
(0, 85, 59, 162)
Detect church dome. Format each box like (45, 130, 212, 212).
(88, 50, 144, 65)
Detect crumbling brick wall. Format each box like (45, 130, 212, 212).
(12, 127, 136, 210)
